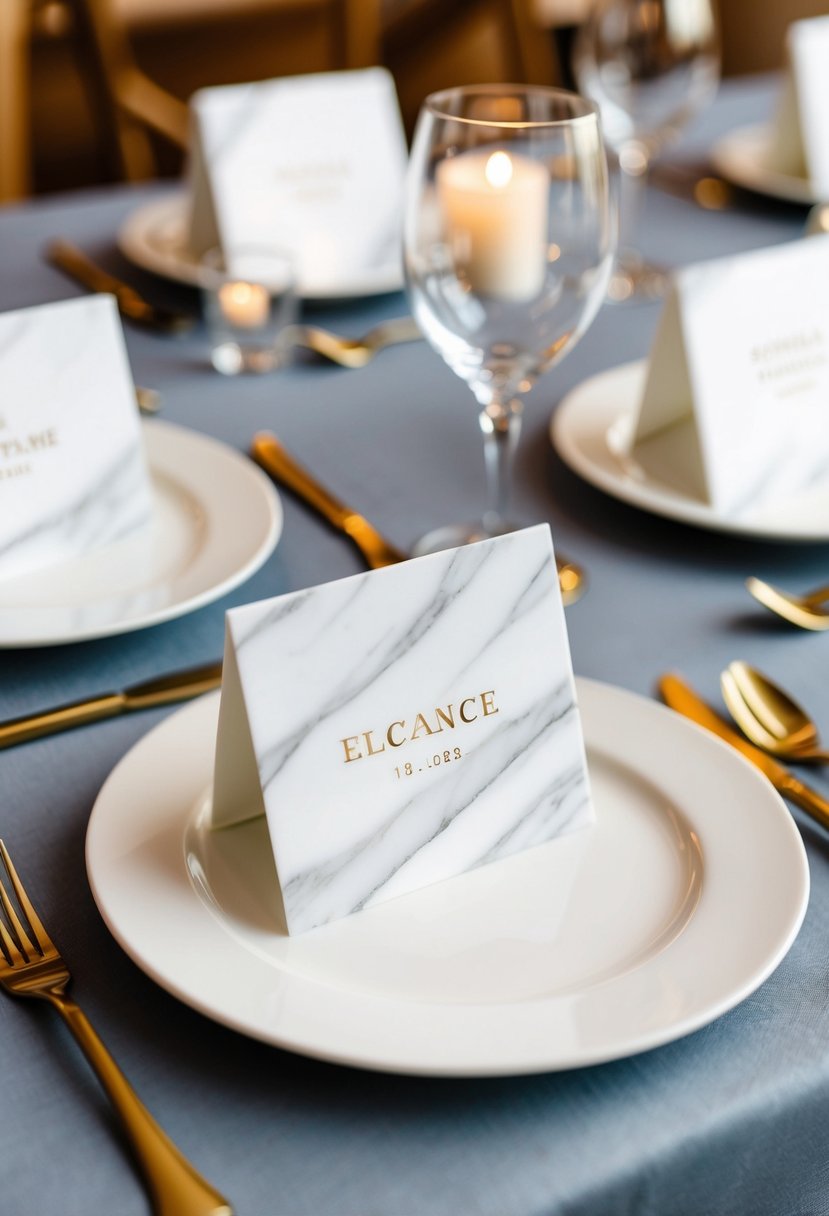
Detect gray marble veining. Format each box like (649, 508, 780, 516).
(212, 525, 594, 934)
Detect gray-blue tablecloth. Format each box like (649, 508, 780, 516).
(2, 76, 829, 1216)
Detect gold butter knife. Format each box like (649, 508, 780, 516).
(250, 431, 585, 604)
(0, 661, 221, 749)
(659, 672, 829, 832)
(45, 239, 194, 335)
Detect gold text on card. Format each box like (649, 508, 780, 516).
(341, 690, 499, 763)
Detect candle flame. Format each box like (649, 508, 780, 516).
(485, 151, 513, 189)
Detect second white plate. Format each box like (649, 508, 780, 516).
(118, 194, 405, 300)
(0, 420, 282, 646)
(86, 677, 808, 1077)
(710, 122, 815, 205)
(551, 360, 829, 541)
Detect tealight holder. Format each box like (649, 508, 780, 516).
(200, 246, 297, 374)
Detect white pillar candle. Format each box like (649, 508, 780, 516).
(436, 149, 549, 302)
(217, 280, 271, 329)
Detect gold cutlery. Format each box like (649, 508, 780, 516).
(136, 385, 161, 414)
(44, 239, 194, 335)
(0, 839, 232, 1216)
(746, 576, 829, 631)
(284, 316, 422, 368)
(0, 661, 221, 749)
(659, 672, 829, 832)
(721, 661, 829, 763)
(250, 431, 585, 603)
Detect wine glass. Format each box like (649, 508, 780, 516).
(574, 0, 720, 301)
(404, 85, 613, 555)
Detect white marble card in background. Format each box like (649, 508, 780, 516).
(212, 525, 594, 935)
(631, 236, 829, 516)
(0, 295, 152, 581)
(767, 16, 829, 195)
(188, 67, 407, 295)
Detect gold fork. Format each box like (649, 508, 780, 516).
(0, 840, 232, 1216)
(284, 316, 421, 368)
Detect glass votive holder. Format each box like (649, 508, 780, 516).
(200, 246, 297, 375)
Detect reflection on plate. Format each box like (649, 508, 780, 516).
(86, 677, 808, 1077)
(710, 123, 815, 205)
(118, 194, 406, 301)
(0, 420, 281, 647)
(552, 360, 829, 541)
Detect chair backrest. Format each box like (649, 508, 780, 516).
(67, 0, 382, 182)
(0, 0, 31, 201)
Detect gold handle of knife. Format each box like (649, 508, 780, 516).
(779, 774, 829, 832)
(45, 239, 144, 310)
(0, 694, 126, 748)
(251, 432, 352, 531)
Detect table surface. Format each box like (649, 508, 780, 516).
(3, 75, 829, 1216)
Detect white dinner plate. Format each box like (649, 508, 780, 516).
(709, 123, 815, 205)
(0, 420, 281, 647)
(552, 360, 829, 541)
(118, 194, 406, 300)
(86, 677, 808, 1077)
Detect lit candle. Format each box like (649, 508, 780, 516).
(436, 149, 549, 301)
(217, 280, 271, 329)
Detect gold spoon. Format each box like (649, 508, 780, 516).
(746, 576, 829, 631)
(721, 660, 829, 762)
(283, 316, 422, 368)
(250, 431, 585, 605)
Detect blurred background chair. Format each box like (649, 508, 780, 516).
(6, 0, 829, 202)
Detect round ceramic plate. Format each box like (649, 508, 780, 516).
(86, 677, 809, 1077)
(118, 194, 405, 300)
(551, 360, 829, 541)
(709, 123, 815, 205)
(0, 420, 282, 646)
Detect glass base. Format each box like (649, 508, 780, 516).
(411, 519, 520, 557)
(606, 251, 669, 304)
(210, 341, 285, 375)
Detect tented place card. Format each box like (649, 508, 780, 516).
(630, 236, 829, 516)
(766, 16, 829, 195)
(188, 68, 407, 294)
(212, 525, 593, 934)
(0, 295, 152, 580)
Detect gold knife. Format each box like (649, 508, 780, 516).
(250, 431, 585, 604)
(44, 239, 194, 335)
(0, 661, 222, 749)
(659, 672, 829, 832)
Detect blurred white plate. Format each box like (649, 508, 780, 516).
(551, 360, 829, 541)
(710, 123, 815, 205)
(0, 420, 281, 646)
(86, 677, 808, 1076)
(118, 194, 405, 300)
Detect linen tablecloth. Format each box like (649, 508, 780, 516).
(2, 76, 828, 1216)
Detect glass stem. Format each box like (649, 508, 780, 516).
(478, 396, 523, 536)
(618, 140, 650, 261)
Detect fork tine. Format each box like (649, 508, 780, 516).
(0, 839, 53, 958)
(0, 913, 29, 966)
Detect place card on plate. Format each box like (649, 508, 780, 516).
(629, 236, 829, 515)
(188, 67, 407, 294)
(766, 16, 829, 193)
(211, 525, 593, 934)
(0, 295, 152, 580)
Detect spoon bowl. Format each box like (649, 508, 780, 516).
(720, 660, 829, 763)
(746, 577, 829, 631)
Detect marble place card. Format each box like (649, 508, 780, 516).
(630, 236, 829, 516)
(0, 294, 152, 581)
(188, 67, 407, 294)
(766, 16, 829, 195)
(212, 525, 594, 935)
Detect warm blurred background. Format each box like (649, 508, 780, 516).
(3, 0, 828, 204)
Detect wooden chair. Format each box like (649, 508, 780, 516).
(67, 0, 382, 183)
(0, 0, 32, 200)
